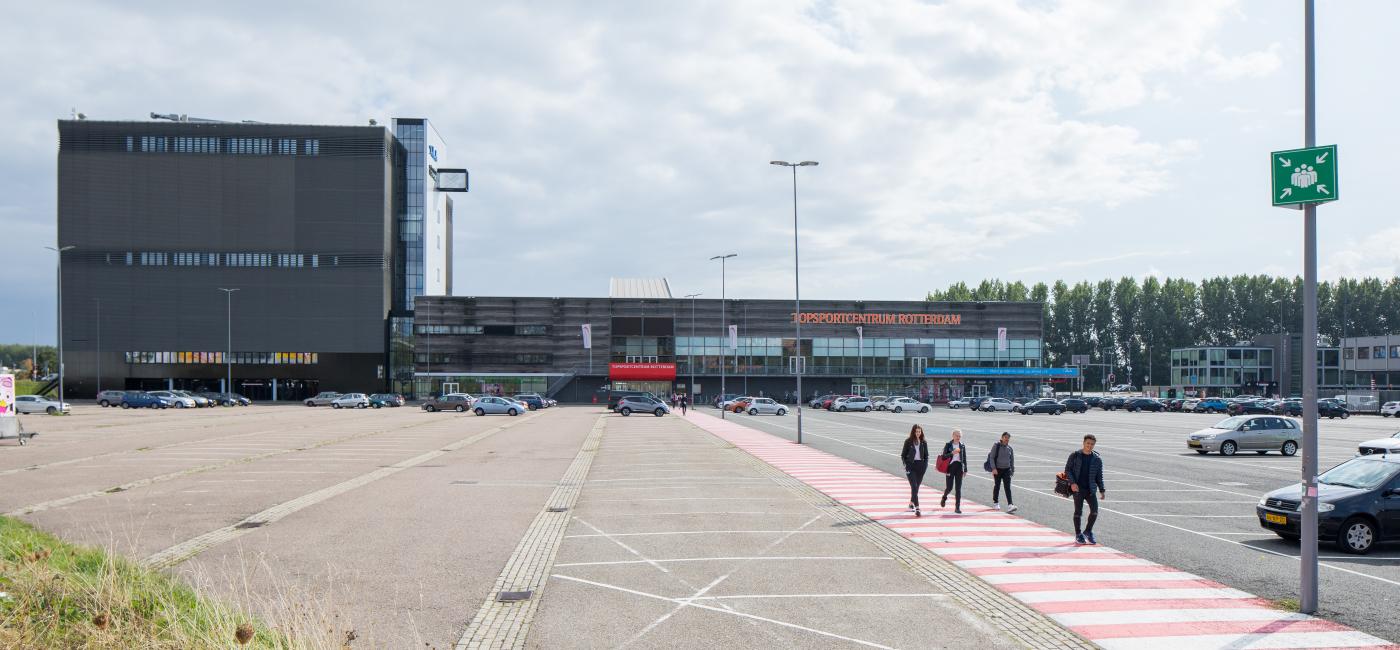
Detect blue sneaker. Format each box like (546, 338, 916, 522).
(1075, 534, 1087, 545)
(1085, 532, 1097, 545)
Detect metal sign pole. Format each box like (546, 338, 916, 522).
(1299, 0, 1320, 615)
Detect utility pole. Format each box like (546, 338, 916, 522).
(1299, 0, 1320, 615)
(710, 253, 737, 418)
(685, 293, 701, 401)
(771, 160, 817, 444)
(218, 288, 239, 399)
(45, 245, 76, 411)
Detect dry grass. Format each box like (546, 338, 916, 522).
(0, 515, 352, 649)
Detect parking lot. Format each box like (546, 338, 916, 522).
(721, 404, 1400, 642)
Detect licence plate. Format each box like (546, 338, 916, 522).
(1264, 513, 1288, 525)
(1188, 440, 1202, 447)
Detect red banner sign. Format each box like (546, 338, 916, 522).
(609, 363, 677, 381)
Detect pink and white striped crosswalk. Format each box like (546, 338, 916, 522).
(685, 411, 1398, 650)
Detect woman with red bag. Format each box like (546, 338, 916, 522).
(900, 425, 930, 517)
(940, 429, 968, 514)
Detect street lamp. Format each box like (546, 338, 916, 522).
(710, 253, 737, 419)
(684, 292, 701, 404)
(1273, 298, 1284, 397)
(44, 245, 75, 411)
(218, 288, 239, 400)
(771, 160, 818, 444)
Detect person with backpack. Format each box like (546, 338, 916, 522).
(1064, 434, 1106, 545)
(940, 429, 968, 514)
(679, 395, 688, 415)
(985, 431, 1017, 513)
(900, 425, 930, 517)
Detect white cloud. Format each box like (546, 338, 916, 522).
(1203, 43, 1283, 80)
(1322, 226, 1400, 280)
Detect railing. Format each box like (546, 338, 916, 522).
(544, 370, 577, 398)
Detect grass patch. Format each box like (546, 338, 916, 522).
(0, 516, 338, 648)
(14, 380, 43, 396)
(1273, 597, 1301, 612)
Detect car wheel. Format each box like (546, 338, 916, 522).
(1220, 440, 1238, 456)
(373, 403, 382, 409)
(1056, 409, 1064, 415)
(120, 402, 130, 409)
(838, 406, 847, 412)
(474, 408, 485, 416)
(99, 400, 110, 407)
(425, 405, 437, 412)
(863, 406, 872, 412)
(893, 406, 903, 413)
(46, 406, 57, 414)
(749, 408, 758, 415)
(920, 407, 929, 413)
(1338, 517, 1376, 554)
(306, 402, 314, 407)
(455, 405, 466, 413)
(620, 407, 632, 416)
(509, 409, 519, 416)
(1195, 450, 1208, 455)
(777, 409, 786, 416)
(654, 408, 665, 417)
(176, 402, 186, 409)
(1282, 441, 1298, 456)
(332, 403, 341, 409)
(1340, 412, 1349, 419)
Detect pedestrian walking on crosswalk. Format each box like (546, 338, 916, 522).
(940, 429, 967, 514)
(985, 431, 1017, 513)
(1065, 434, 1106, 545)
(900, 424, 930, 517)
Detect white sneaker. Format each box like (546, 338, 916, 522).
(1006, 504, 1018, 514)
(993, 503, 1002, 511)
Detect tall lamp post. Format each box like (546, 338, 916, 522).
(1272, 298, 1284, 397)
(771, 160, 818, 444)
(218, 288, 239, 398)
(44, 245, 75, 411)
(685, 292, 701, 402)
(710, 254, 737, 419)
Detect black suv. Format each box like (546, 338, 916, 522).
(1100, 396, 1126, 411)
(1124, 398, 1165, 412)
(1258, 454, 1400, 554)
(1058, 398, 1089, 413)
(1318, 399, 1351, 419)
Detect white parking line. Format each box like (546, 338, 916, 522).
(553, 556, 894, 567)
(564, 530, 849, 538)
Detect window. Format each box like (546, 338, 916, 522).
(516, 325, 547, 336)
(1392, 345, 1400, 359)
(1374, 346, 1387, 360)
(1359, 347, 1370, 360)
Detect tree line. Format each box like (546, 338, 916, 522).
(0, 344, 58, 378)
(927, 276, 1400, 387)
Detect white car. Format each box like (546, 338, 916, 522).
(13, 395, 71, 414)
(1358, 432, 1400, 456)
(1381, 402, 1400, 418)
(1110, 384, 1136, 393)
(742, 397, 787, 416)
(833, 396, 873, 412)
(947, 398, 971, 409)
(331, 393, 370, 409)
(978, 397, 1017, 412)
(1182, 398, 1201, 412)
(149, 390, 197, 408)
(886, 397, 930, 413)
(871, 396, 891, 410)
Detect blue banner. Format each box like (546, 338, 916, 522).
(923, 367, 1080, 378)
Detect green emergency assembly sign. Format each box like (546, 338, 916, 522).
(1271, 144, 1338, 207)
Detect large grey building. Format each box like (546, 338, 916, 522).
(55, 117, 463, 400)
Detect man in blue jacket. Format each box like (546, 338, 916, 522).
(1064, 434, 1106, 545)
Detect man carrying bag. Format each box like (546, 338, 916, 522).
(984, 431, 1017, 513)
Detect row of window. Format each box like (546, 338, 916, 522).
(102, 252, 356, 268)
(1347, 345, 1400, 360)
(129, 136, 320, 155)
(126, 351, 319, 365)
(414, 353, 552, 365)
(413, 324, 547, 336)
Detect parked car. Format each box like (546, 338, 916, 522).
(712, 393, 741, 409)
(609, 391, 657, 411)
(1125, 398, 1166, 412)
(1358, 432, 1400, 456)
(742, 397, 787, 415)
(1015, 398, 1065, 415)
(422, 393, 474, 412)
(366, 394, 395, 408)
(514, 394, 547, 410)
(1083, 396, 1104, 408)
(1229, 399, 1275, 416)
(1058, 398, 1089, 413)
(870, 396, 890, 410)
(174, 390, 212, 408)
(120, 391, 169, 409)
(331, 393, 370, 409)
(13, 395, 71, 414)
(1110, 384, 1136, 392)
(1099, 396, 1126, 411)
(885, 397, 930, 413)
(721, 396, 754, 411)
(1193, 398, 1229, 414)
(1164, 398, 1183, 412)
(96, 390, 127, 407)
(1186, 415, 1301, 456)
(1181, 398, 1201, 411)
(1318, 399, 1351, 419)
(370, 393, 404, 407)
(967, 396, 991, 411)
(810, 394, 836, 408)
(729, 397, 756, 413)
(1383, 402, 1400, 418)
(149, 390, 197, 409)
(1257, 454, 1400, 553)
(304, 392, 342, 407)
(616, 395, 668, 417)
(473, 395, 528, 416)
(978, 397, 1017, 412)
(833, 396, 873, 412)
(947, 397, 971, 409)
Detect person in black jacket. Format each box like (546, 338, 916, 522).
(900, 424, 930, 517)
(1064, 434, 1107, 545)
(941, 429, 968, 513)
(986, 432, 1017, 513)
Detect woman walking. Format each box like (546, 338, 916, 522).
(941, 429, 968, 513)
(900, 425, 930, 517)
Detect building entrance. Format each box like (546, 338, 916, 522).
(611, 381, 673, 399)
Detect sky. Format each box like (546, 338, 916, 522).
(2, 0, 1398, 345)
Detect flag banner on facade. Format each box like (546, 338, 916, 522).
(856, 325, 863, 347)
(997, 327, 1008, 351)
(728, 324, 738, 350)
(581, 324, 592, 349)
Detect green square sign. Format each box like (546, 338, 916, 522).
(1272, 144, 1338, 206)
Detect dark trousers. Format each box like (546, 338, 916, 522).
(905, 460, 928, 507)
(992, 469, 1013, 504)
(942, 461, 964, 508)
(1073, 490, 1099, 535)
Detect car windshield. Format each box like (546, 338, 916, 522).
(1213, 416, 1251, 429)
(1318, 458, 1400, 490)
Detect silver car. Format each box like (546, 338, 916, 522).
(304, 392, 341, 407)
(742, 397, 787, 416)
(174, 390, 211, 407)
(978, 397, 1017, 412)
(947, 398, 971, 409)
(886, 397, 930, 413)
(331, 393, 370, 409)
(13, 395, 71, 414)
(834, 396, 872, 412)
(616, 395, 670, 417)
(150, 390, 197, 408)
(473, 396, 525, 416)
(96, 390, 127, 407)
(1187, 415, 1300, 456)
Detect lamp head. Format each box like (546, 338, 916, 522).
(770, 160, 790, 166)
(798, 161, 819, 166)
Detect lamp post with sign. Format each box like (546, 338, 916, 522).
(710, 254, 737, 418)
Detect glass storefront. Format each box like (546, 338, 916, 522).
(414, 374, 550, 398)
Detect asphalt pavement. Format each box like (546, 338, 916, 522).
(718, 402, 1400, 643)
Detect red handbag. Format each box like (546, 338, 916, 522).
(935, 453, 952, 474)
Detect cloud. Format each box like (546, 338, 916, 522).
(1203, 43, 1283, 80)
(1321, 226, 1400, 281)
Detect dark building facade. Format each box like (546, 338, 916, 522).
(56, 119, 401, 400)
(412, 296, 1056, 403)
